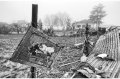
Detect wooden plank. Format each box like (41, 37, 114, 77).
(107, 62, 116, 74)
(118, 67, 120, 78)
(113, 31, 117, 60)
(108, 61, 118, 77)
(106, 32, 111, 57)
(104, 61, 113, 72)
(118, 43, 120, 61)
(87, 56, 96, 64)
(114, 31, 117, 60)
(116, 30, 119, 61)
(94, 60, 103, 69)
(110, 62, 120, 77)
(109, 33, 112, 58)
(101, 61, 108, 71)
(110, 32, 113, 60)
(90, 59, 99, 66)
(115, 66, 120, 78)
(118, 29, 120, 61)
(115, 30, 118, 60)
(87, 54, 95, 62)
(92, 59, 100, 68)
(102, 61, 110, 71)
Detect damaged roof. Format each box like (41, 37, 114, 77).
(87, 28, 120, 78)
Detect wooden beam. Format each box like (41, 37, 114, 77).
(30, 4, 38, 78)
(32, 4, 38, 28)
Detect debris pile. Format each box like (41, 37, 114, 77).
(0, 38, 30, 78)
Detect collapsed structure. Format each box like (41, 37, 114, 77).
(60, 27, 120, 78)
(86, 27, 120, 78)
(10, 14, 120, 78)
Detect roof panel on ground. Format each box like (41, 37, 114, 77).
(87, 27, 120, 78)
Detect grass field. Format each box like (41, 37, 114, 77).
(0, 34, 23, 39)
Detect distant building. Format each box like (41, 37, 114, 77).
(72, 19, 95, 30)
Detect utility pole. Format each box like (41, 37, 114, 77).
(30, 4, 38, 78)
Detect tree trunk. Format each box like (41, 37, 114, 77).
(17, 29, 19, 34)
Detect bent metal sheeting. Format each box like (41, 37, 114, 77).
(87, 28, 120, 78)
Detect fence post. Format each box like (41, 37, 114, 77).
(83, 23, 89, 56)
(30, 4, 38, 78)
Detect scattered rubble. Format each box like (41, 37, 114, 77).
(0, 35, 99, 78)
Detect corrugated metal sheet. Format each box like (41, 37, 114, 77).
(90, 28, 120, 61)
(87, 54, 120, 78)
(87, 28, 120, 78)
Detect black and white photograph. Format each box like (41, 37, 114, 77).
(0, 0, 120, 78)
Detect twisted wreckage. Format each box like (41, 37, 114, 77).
(10, 24, 120, 78)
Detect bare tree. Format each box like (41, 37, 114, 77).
(17, 20, 28, 33)
(43, 12, 72, 30)
(44, 15, 52, 26)
(12, 23, 21, 34)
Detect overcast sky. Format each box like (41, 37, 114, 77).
(0, 0, 120, 26)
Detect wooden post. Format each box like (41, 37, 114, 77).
(30, 4, 38, 78)
(83, 23, 89, 56)
(32, 4, 38, 28)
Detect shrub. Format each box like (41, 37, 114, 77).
(0, 26, 11, 34)
(43, 28, 55, 36)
